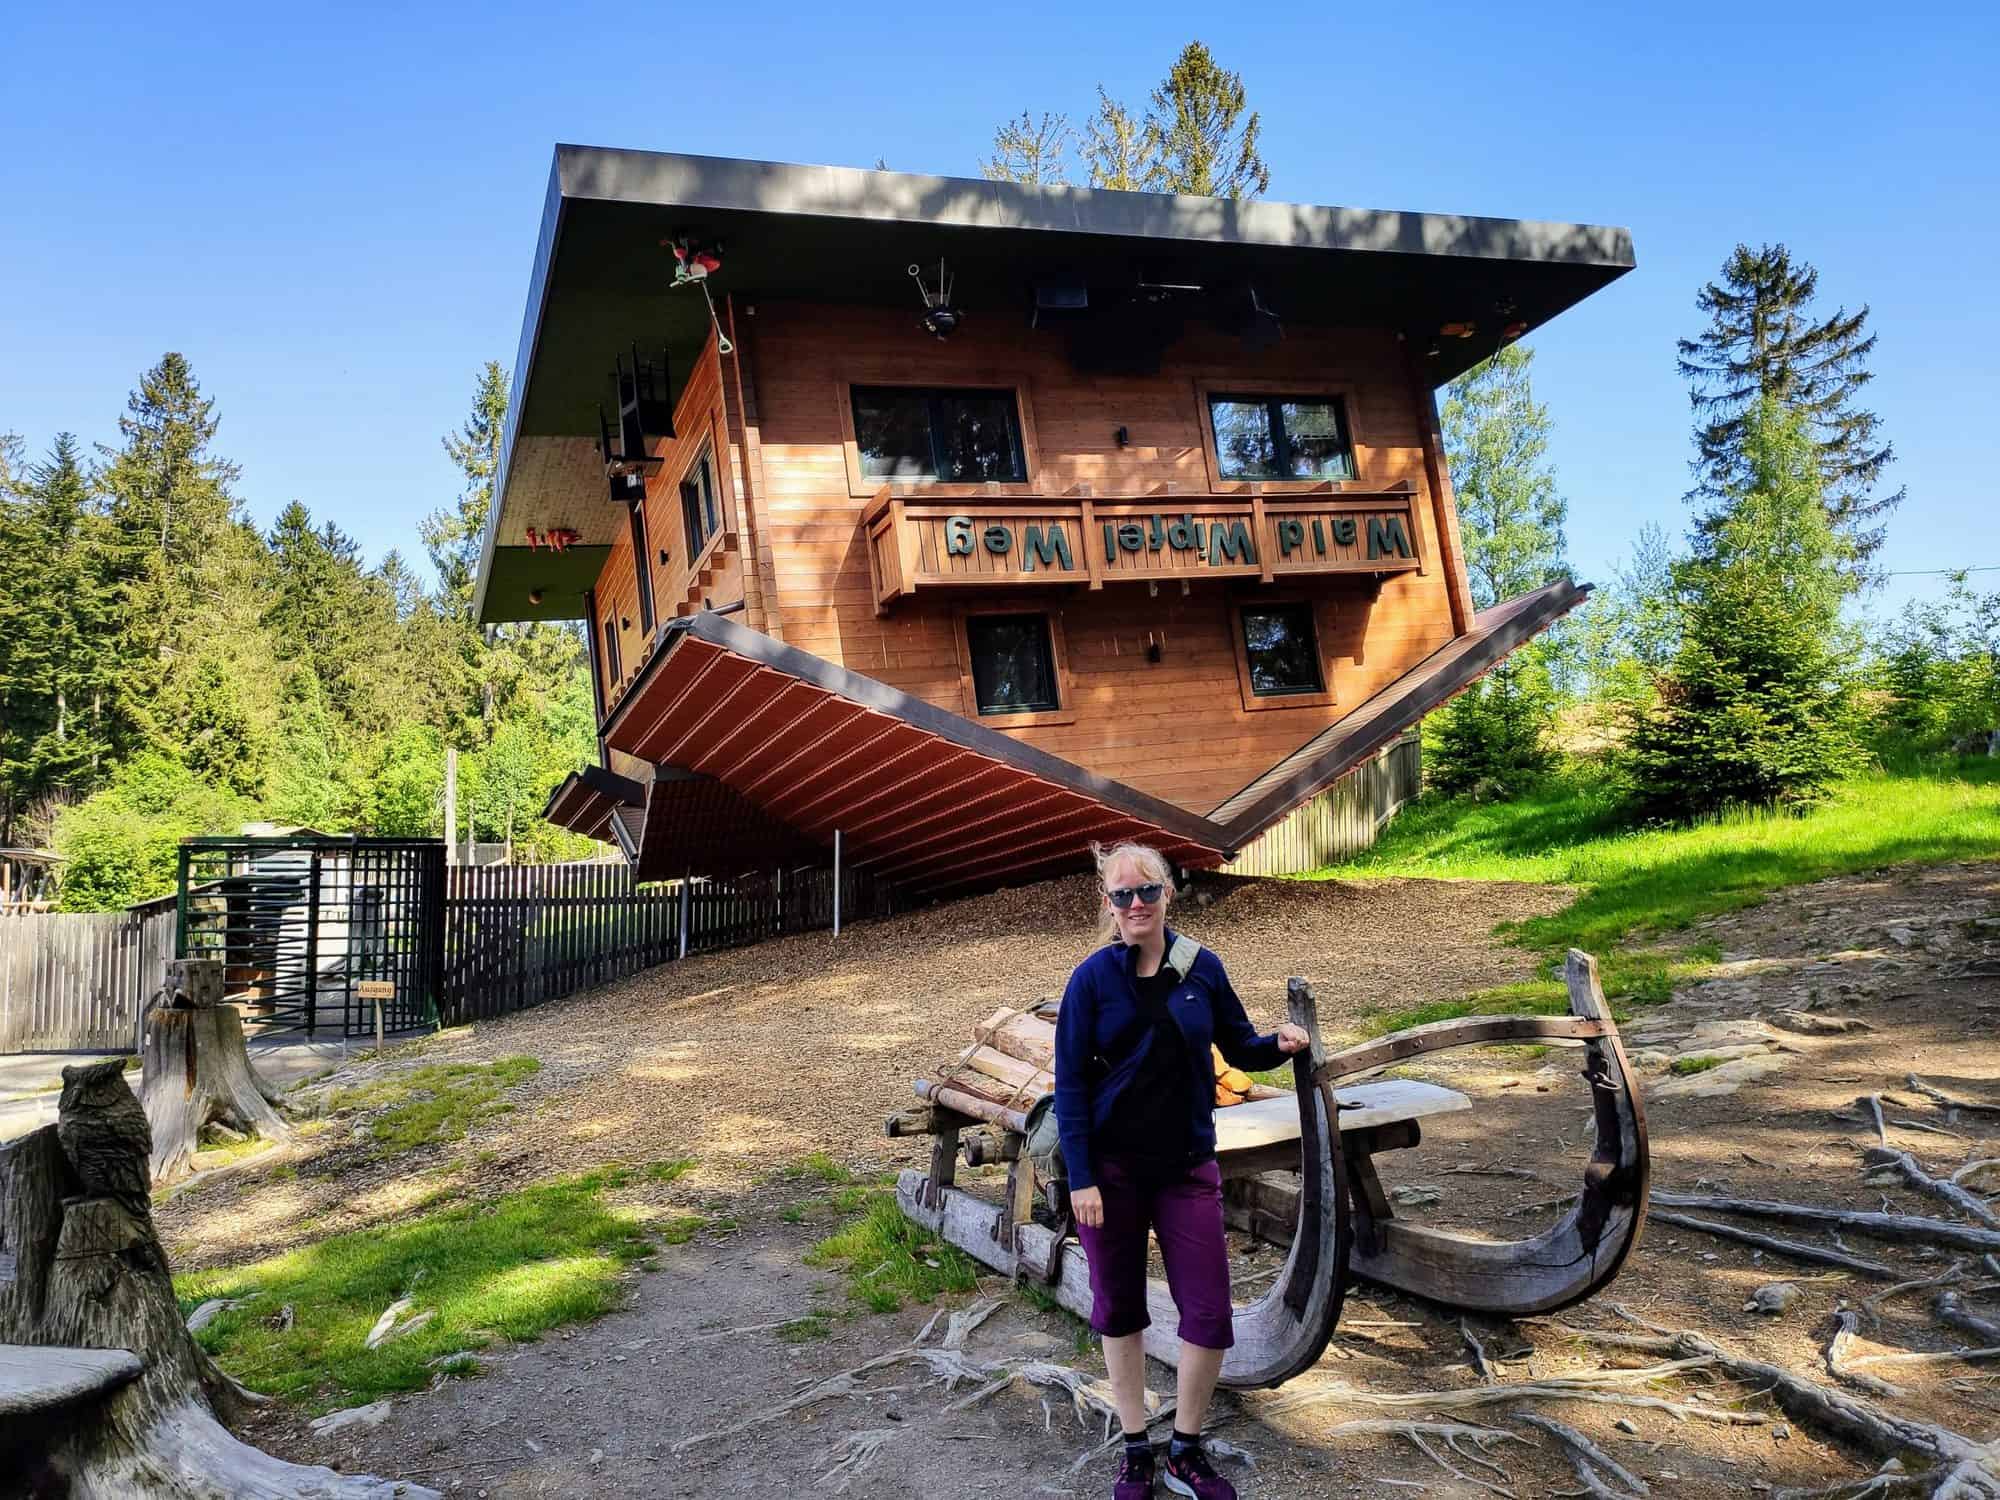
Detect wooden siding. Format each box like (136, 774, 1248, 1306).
(591, 329, 752, 708)
(1218, 734, 1421, 877)
(592, 301, 1469, 815)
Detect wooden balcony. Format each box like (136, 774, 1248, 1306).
(863, 482, 1425, 615)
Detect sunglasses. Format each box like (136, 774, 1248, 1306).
(1106, 883, 1165, 909)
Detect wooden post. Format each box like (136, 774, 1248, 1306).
(443, 747, 458, 867)
(678, 874, 691, 960)
(832, 830, 843, 937)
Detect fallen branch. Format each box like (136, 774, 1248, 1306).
(1935, 1290, 2000, 1345)
(1514, 1412, 1649, 1496)
(1462, 1319, 1500, 1384)
(1863, 1149, 2000, 1230)
(1908, 1076, 2000, 1116)
(1822, 1311, 1906, 1399)
(1846, 1344, 2000, 1370)
(1952, 1160, 2000, 1190)
(1651, 1191, 2000, 1253)
(1647, 1209, 1900, 1279)
(1861, 1263, 1966, 1322)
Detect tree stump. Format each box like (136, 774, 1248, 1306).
(141, 959, 294, 1183)
(0, 1060, 435, 1498)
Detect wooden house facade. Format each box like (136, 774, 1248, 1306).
(475, 149, 1631, 896)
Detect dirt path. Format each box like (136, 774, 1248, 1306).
(168, 864, 2000, 1497)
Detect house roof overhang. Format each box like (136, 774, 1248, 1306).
(550, 579, 1588, 895)
(475, 147, 1634, 624)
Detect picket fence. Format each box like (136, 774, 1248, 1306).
(0, 898, 177, 1054)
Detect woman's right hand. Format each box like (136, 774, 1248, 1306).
(1071, 1185, 1104, 1229)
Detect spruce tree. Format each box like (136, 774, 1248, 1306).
(1145, 42, 1269, 198)
(96, 354, 244, 747)
(1081, 89, 1160, 190)
(1678, 244, 1899, 558)
(422, 360, 509, 620)
(1428, 346, 1570, 794)
(1628, 399, 1862, 817)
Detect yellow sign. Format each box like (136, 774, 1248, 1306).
(355, 980, 396, 1001)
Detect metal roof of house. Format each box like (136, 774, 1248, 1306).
(473, 147, 1634, 624)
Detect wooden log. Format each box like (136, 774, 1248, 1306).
(914, 1078, 1030, 1134)
(140, 961, 294, 1184)
(0, 1062, 433, 1498)
(972, 1006, 1056, 1070)
(952, 1042, 1048, 1098)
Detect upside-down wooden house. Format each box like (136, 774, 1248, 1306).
(474, 149, 1631, 897)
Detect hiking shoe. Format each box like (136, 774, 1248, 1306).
(1113, 1445, 1155, 1499)
(1162, 1442, 1235, 1500)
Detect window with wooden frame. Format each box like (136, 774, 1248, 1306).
(1231, 598, 1336, 711)
(958, 608, 1072, 726)
(680, 445, 721, 559)
(849, 386, 1028, 485)
(601, 616, 624, 690)
(1207, 393, 1356, 482)
(628, 504, 655, 635)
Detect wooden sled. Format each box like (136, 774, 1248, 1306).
(889, 948, 1647, 1390)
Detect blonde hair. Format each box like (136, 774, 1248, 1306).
(1092, 841, 1174, 946)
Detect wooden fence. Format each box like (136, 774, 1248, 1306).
(0, 900, 176, 1054)
(433, 862, 891, 1025)
(1218, 733, 1423, 877)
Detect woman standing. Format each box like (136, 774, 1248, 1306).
(1053, 842, 1310, 1500)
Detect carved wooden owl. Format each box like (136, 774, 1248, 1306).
(57, 1060, 154, 1218)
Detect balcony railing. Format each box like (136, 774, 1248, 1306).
(862, 482, 1424, 614)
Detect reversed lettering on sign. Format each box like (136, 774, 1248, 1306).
(1367, 514, 1413, 560)
(944, 515, 975, 556)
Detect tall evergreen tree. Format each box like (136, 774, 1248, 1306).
(96, 354, 244, 748)
(1145, 42, 1269, 198)
(1678, 244, 1899, 558)
(1628, 399, 1862, 816)
(980, 112, 1073, 186)
(1428, 347, 1570, 794)
(421, 360, 509, 620)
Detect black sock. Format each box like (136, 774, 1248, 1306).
(1169, 1429, 1200, 1459)
(1123, 1432, 1152, 1462)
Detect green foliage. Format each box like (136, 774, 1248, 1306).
(1669, 1055, 1726, 1076)
(1871, 572, 2000, 753)
(1570, 524, 1679, 708)
(1429, 345, 1570, 795)
(177, 1171, 652, 1410)
(365, 723, 446, 837)
(267, 667, 347, 830)
(52, 752, 250, 909)
(1679, 243, 1899, 557)
(1627, 401, 1863, 818)
(422, 362, 509, 622)
(982, 41, 1267, 199)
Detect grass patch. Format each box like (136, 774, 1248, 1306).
(806, 1193, 979, 1314)
(329, 1057, 541, 1155)
(640, 1156, 696, 1184)
(776, 1151, 855, 1184)
(661, 1214, 707, 1245)
(776, 1314, 833, 1342)
(1337, 760, 2000, 960)
(1669, 1054, 1726, 1076)
(176, 1170, 652, 1411)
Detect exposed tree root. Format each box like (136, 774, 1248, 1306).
(1862, 1263, 1967, 1322)
(1908, 1076, 2000, 1116)
(1650, 1191, 2000, 1253)
(1258, 1357, 1760, 1427)
(1864, 1149, 2000, 1230)
(1936, 1291, 2000, 1346)
(1648, 1208, 1901, 1278)
(1823, 1310, 1906, 1398)
(1514, 1412, 1650, 1496)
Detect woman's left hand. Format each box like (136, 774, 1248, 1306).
(1275, 1022, 1311, 1055)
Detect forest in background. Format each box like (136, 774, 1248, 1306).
(0, 359, 598, 910)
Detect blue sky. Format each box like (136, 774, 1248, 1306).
(2, 0, 1993, 624)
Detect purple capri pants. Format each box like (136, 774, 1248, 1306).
(1075, 1155, 1233, 1350)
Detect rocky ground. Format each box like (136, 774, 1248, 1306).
(164, 863, 2000, 1498)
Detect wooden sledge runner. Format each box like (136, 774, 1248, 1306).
(890, 948, 1647, 1390)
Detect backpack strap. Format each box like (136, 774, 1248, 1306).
(1167, 933, 1203, 978)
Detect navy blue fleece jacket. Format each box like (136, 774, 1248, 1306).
(1052, 931, 1284, 1193)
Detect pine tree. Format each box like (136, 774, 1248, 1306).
(267, 666, 346, 830)
(1678, 244, 1899, 558)
(422, 360, 509, 620)
(1428, 346, 1570, 795)
(980, 112, 1073, 186)
(96, 354, 244, 748)
(1145, 42, 1268, 198)
(1081, 89, 1161, 191)
(1628, 399, 1863, 817)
